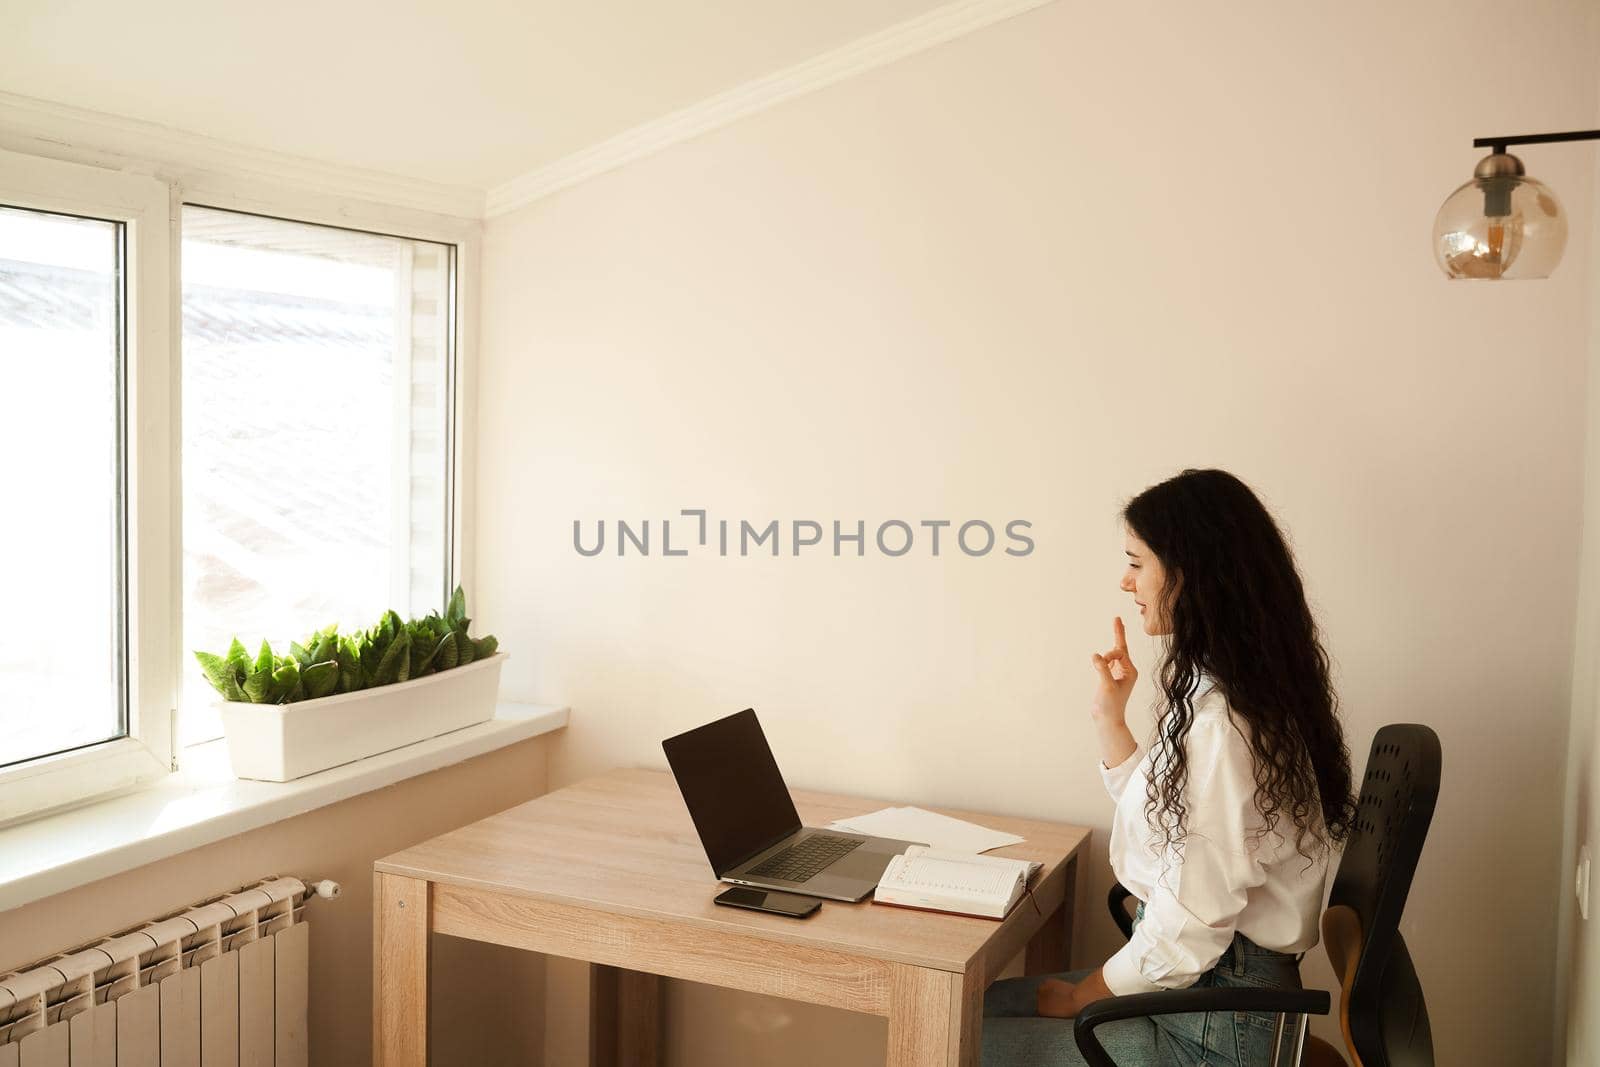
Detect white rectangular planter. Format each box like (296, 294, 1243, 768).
(218, 653, 508, 782)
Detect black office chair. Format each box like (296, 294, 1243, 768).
(1074, 724, 1441, 1067)
(1301, 724, 1440, 1067)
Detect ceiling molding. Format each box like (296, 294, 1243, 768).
(485, 0, 1058, 217)
(0, 91, 486, 220)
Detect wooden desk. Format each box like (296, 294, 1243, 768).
(373, 767, 1090, 1066)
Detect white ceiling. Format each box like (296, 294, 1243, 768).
(0, 0, 955, 191)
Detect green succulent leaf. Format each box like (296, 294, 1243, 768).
(302, 661, 340, 699)
(474, 635, 498, 659)
(373, 632, 411, 686)
(226, 638, 251, 679)
(254, 639, 274, 676)
(309, 632, 335, 666)
(194, 650, 234, 694)
(359, 633, 384, 687)
(412, 633, 444, 676)
(446, 586, 466, 626)
(243, 667, 278, 704)
(272, 660, 300, 690)
(434, 631, 458, 671)
(394, 634, 412, 684)
(337, 640, 362, 693)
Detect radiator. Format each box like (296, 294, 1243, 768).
(0, 876, 339, 1067)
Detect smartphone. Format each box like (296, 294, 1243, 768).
(713, 886, 822, 918)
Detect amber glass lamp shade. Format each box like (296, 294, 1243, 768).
(1433, 152, 1567, 280)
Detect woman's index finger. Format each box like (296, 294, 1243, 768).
(1113, 615, 1127, 650)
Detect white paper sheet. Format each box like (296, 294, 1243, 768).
(826, 806, 1025, 853)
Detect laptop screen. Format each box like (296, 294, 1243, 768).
(662, 708, 803, 877)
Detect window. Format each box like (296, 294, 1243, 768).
(179, 207, 456, 744)
(0, 149, 174, 824)
(0, 205, 124, 768)
(0, 147, 468, 824)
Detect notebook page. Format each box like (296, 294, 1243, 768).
(905, 845, 1042, 880)
(884, 854, 1016, 898)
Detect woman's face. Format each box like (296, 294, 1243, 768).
(1120, 528, 1176, 636)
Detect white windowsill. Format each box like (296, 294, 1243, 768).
(0, 701, 568, 914)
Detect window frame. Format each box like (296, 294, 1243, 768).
(0, 148, 177, 824)
(0, 146, 482, 826)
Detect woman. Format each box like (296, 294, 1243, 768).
(983, 468, 1357, 1066)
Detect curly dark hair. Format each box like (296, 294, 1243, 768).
(1124, 468, 1356, 863)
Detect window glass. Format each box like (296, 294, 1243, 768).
(0, 204, 124, 767)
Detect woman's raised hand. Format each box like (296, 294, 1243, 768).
(1090, 617, 1138, 722)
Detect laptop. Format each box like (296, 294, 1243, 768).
(663, 708, 924, 902)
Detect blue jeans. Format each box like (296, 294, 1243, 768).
(982, 902, 1304, 1066)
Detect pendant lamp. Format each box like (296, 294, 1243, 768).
(1433, 129, 1597, 280)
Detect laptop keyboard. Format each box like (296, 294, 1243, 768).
(747, 834, 865, 882)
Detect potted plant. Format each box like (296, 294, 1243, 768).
(194, 587, 507, 781)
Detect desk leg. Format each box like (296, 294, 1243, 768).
(589, 965, 662, 1067)
(374, 873, 431, 1067)
(886, 964, 981, 1067)
(1025, 853, 1077, 975)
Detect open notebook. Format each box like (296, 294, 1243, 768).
(872, 845, 1043, 920)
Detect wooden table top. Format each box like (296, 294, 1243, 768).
(376, 766, 1091, 973)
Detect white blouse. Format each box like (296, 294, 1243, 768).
(1098, 677, 1327, 995)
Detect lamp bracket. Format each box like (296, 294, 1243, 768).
(1472, 129, 1600, 155)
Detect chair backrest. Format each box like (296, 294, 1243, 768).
(1324, 723, 1441, 1067)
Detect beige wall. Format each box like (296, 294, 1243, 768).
(478, 2, 1599, 1064)
(1557, 66, 1600, 1067)
(0, 735, 555, 1066)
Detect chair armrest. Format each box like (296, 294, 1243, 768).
(1107, 881, 1136, 941)
(1073, 987, 1330, 1067)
